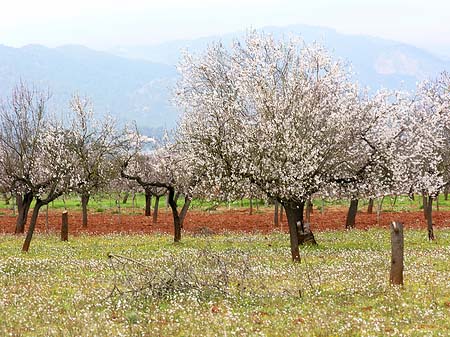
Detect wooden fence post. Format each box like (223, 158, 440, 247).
(61, 211, 69, 242)
(390, 221, 404, 286)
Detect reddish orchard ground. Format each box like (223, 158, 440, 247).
(0, 207, 449, 236)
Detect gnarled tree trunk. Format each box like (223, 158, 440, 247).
(81, 193, 90, 228)
(345, 198, 359, 229)
(15, 192, 33, 234)
(144, 190, 152, 216)
(283, 201, 317, 262)
(167, 188, 181, 242)
(179, 196, 191, 228)
(22, 199, 44, 252)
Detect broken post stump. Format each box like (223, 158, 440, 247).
(390, 221, 404, 286)
(61, 211, 69, 241)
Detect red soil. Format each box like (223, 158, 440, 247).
(0, 207, 449, 236)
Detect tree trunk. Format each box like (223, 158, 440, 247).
(179, 196, 191, 228)
(81, 193, 90, 228)
(390, 221, 404, 286)
(445, 185, 449, 201)
(345, 198, 359, 229)
(274, 200, 279, 227)
(152, 195, 160, 224)
(367, 198, 374, 214)
(122, 192, 129, 204)
(22, 200, 44, 252)
(283, 202, 302, 262)
(61, 211, 69, 241)
(144, 191, 152, 216)
(167, 188, 181, 242)
(426, 196, 435, 241)
(15, 192, 33, 234)
(249, 198, 253, 215)
(283, 201, 317, 262)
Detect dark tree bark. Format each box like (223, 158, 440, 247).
(81, 193, 90, 228)
(166, 188, 182, 242)
(22, 199, 44, 252)
(22, 191, 63, 252)
(345, 198, 359, 229)
(15, 192, 33, 234)
(426, 196, 435, 241)
(179, 196, 191, 228)
(390, 221, 404, 286)
(61, 211, 69, 241)
(283, 201, 317, 262)
(274, 200, 279, 227)
(249, 198, 253, 215)
(144, 190, 152, 216)
(367, 198, 374, 214)
(283, 202, 302, 262)
(152, 195, 160, 224)
(445, 185, 449, 201)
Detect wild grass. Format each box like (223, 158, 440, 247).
(2, 193, 449, 215)
(0, 229, 448, 336)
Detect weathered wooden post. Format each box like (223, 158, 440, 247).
(390, 221, 404, 286)
(61, 211, 69, 241)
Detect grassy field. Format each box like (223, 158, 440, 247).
(1, 193, 450, 216)
(0, 229, 449, 336)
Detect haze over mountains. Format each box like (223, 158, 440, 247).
(1, 24, 449, 134)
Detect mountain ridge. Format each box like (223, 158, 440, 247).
(1, 24, 449, 134)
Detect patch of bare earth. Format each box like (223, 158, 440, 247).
(1, 207, 449, 236)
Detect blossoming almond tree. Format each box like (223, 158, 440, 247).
(0, 84, 50, 234)
(121, 142, 197, 242)
(409, 72, 450, 240)
(20, 119, 79, 252)
(67, 95, 129, 227)
(175, 33, 374, 261)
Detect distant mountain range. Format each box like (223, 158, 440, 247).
(1, 24, 449, 134)
(0, 44, 177, 133)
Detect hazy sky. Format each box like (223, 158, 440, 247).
(2, 0, 450, 57)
